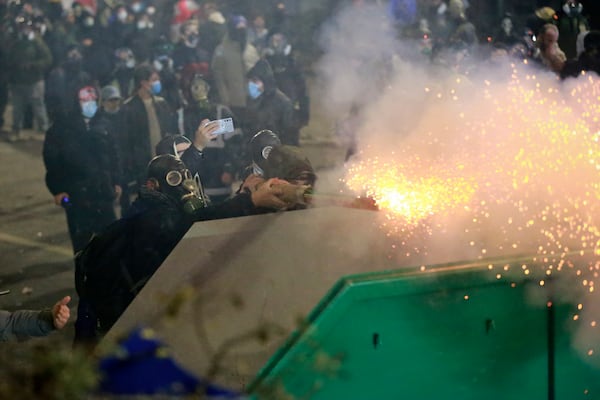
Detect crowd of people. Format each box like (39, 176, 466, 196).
(0, 0, 598, 350)
(387, 0, 598, 77)
(0, 0, 318, 346)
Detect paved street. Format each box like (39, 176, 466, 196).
(0, 132, 75, 340)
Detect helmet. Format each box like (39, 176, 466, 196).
(155, 134, 192, 158)
(249, 129, 281, 174)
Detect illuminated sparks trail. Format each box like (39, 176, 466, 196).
(341, 64, 600, 362)
(346, 159, 476, 227)
(344, 65, 600, 256)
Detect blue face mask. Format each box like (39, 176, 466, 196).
(248, 81, 263, 99)
(151, 80, 162, 95)
(81, 101, 98, 118)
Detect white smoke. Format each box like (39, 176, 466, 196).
(315, 2, 600, 370)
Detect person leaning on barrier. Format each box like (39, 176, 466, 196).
(74, 154, 294, 343)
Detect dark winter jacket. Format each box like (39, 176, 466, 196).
(43, 113, 122, 205)
(6, 35, 52, 84)
(265, 52, 310, 128)
(119, 94, 178, 184)
(182, 103, 241, 193)
(245, 59, 298, 145)
(78, 187, 258, 331)
(0, 309, 54, 341)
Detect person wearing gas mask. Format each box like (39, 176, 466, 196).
(43, 85, 123, 253)
(237, 129, 316, 212)
(243, 59, 297, 146)
(6, 16, 52, 141)
(154, 124, 221, 205)
(119, 63, 178, 213)
(75, 153, 291, 342)
(556, 0, 589, 60)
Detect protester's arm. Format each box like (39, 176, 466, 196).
(192, 178, 287, 221)
(0, 296, 71, 341)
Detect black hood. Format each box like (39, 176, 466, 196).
(247, 59, 277, 96)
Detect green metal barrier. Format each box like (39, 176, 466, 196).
(249, 257, 600, 399)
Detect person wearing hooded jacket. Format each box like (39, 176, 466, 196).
(211, 14, 259, 113)
(43, 86, 123, 253)
(243, 59, 298, 146)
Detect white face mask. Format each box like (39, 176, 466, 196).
(137, 20, 152, 30)
(81, 100, 98, 119)
(117, 10, 128, 22)
(131, 2, 142, 13)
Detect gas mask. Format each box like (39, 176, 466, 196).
(165, 168, 205, 214)
(147, 155, 206, 214)
(190, 77, 209, 103)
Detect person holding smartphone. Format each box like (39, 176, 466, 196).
(182, 74, 242, 203)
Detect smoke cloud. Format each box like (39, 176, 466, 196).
(315, 2, 600, 368)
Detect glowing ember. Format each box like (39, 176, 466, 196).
(345, 160, 476, 226)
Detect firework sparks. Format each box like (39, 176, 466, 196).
(339, 64, 600, 364)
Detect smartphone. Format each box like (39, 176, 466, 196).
(212, 118, 235, 135)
